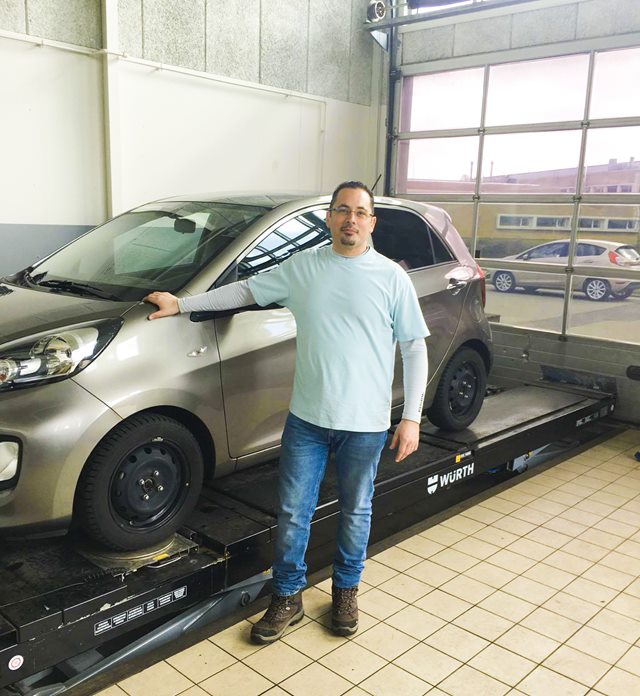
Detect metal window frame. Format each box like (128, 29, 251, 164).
(391, 41, 640, 338)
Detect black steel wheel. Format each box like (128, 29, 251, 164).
(426, 347, 487, 431)
(493, 271, 516, 293)
(583, 277, 611, 301)
(75, 413, 204, 550)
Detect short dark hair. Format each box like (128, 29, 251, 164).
(330, 181, 375, 212)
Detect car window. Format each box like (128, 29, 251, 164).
(113, 212, 208, 273)
(237, 210, 331, 279)
(524, 242, 569, 259)
(616, 245, 640, 261)
(372, 208, 454, 270)
(576, 243, 604, 257)
(28, 202, 269, 300)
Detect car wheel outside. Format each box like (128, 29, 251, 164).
(583, 278, 611, 301)
(426, 347, 487, 431)
(493, 271, 515, 293)
(75, 413, 204, 551)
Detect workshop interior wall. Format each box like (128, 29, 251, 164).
(0, 0, 383, 274)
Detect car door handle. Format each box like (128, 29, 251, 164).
(187, 346, 208, 357)
(447, 279, 467, 294)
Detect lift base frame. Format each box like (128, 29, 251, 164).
(0, 382, 616, 694)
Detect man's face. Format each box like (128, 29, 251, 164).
(326, 187, 376, 257)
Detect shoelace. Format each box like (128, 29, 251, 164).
(264, 595, 297, 621)
(334, 587, 358, 612)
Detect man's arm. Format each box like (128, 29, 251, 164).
(389, 338, 428, 462)
(144, 280, 255, 320)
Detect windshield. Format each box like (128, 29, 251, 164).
(17, 201, 268, 301)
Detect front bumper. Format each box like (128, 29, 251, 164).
(0, 379, 121, 533)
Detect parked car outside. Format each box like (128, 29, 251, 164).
(485, 239, 640, 301)
(0, 194, 492, 550)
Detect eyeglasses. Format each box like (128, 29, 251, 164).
(329, 206, 374, 220)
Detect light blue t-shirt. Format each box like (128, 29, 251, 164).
(248, 246, 429, 432)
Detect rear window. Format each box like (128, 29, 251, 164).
(616, 245, 640, 261)
(576, 243, 604, 257)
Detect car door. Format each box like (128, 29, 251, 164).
(371, 206, 466, 405)
(214, 208, 331, 465)
(573, 242, 606, 287)
(520, 241, 569, 288)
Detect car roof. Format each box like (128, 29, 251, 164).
(160, 192, 311, 208)
(153, 191, 450, 227)
(539, 239, 627, 249)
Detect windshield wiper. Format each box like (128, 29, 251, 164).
(36, 279, 121, 301)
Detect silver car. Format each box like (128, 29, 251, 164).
(0, 194, 492, 550)
(487, 239, 640, 301)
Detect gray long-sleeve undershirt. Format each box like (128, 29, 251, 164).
(178, 281, 428, 423)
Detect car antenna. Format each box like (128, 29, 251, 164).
(371, 174, 382, 193)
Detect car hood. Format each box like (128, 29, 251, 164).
(0, 282, 136, 346)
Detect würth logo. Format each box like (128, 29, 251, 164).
(427, 462, 475, 495)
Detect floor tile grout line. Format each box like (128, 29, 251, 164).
(114, 435, 640, 696)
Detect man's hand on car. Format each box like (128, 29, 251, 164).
(390, 419, 420, 463)
(144, 291, 180, 320)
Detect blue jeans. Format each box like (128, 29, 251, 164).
(272, 412, 388, 596)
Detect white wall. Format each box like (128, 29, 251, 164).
(0, 33, 383, 274)
(0, 37, 106, 225)
(110, 60, 379, 214)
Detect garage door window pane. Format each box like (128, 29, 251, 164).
(582, 127, 640, 194)
(429, 203, 475, 252)
(486, 54, 589, 126)
(570, 203, 640, 339)
(477, 203, 574, 259)
(397, 136, 479, 194)
(400, 68, 484, 132)
(481, 131, 582, 194)
(590, 47, 640, 120)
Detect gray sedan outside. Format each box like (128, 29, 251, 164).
(486, 239, 640, 301)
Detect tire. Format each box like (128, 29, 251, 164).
(426, 347, 487, 431)
(493, 271, 515, 293)
(583, 278, 611, 302)
(75, 413, 204, 551)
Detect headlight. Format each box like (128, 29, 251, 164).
(0, 319, 122, 391)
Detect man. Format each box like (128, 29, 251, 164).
(145, 181, 429, 644)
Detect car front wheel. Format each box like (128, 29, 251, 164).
(583, 278, 611, 301)
(493, 271, 516, 293)
(75, 413, 204, 551)
(426, 347, 487, 431)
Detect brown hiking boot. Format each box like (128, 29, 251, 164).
(331, 585, 359, 636)
(250, 591, 304, 644)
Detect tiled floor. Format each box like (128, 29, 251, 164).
(96, 428, 640, 696)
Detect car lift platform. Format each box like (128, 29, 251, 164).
(0, 382, 616, 695)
